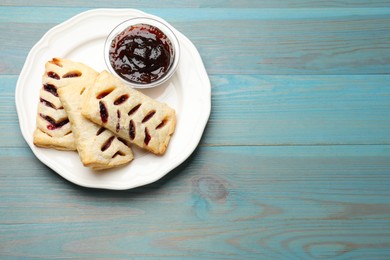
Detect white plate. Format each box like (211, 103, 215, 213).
(15, 9, 211, 190)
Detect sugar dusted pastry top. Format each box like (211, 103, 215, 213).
(82, 71, 176, 155)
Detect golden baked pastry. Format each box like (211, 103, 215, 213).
(82, 71, 176, 155)
(58, 82, 134, 170)
(33, 58, 98, 150)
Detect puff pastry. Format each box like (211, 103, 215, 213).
(33, 58, 99, 150)
(58, 82, 134, 170)
(82, 71, 176, 155)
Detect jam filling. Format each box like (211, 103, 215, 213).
(96, 127, 106, 136)
(129, 120, 136, 140)
(112, 151, 125, 158)
(128, 104, 141, 116)
(62, 71, 82, 78)
(114, 94, 129, 105)
(116, 110, 121, 132)
(109, 23, 173, 84)
(50, 58, 62, 67)
(43, 83, 58, 97)
(40, 113, 69, 130)
(99, 101, 109, 123)
(144, 128, 151, 145)
(47, 71, 60, 80)
(101, 136, 115, 152)
(96, 88, 115, 99)
(156, 119, 168, 129)
(40, 98, 56, 109)
(142, 110, 156, 123)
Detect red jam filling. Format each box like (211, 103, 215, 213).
(109, 23, 173, 84)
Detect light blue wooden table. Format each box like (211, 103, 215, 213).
(1, 1, 390, 259)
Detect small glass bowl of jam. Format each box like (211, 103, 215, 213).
(104, 17, 180, 88)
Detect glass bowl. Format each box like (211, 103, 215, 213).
(104, 17, 180, 89)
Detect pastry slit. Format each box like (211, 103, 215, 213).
(114, 94, 129, 105)
(62, 70, 82, 78)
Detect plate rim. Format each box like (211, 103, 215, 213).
(15, 8, 211, 190)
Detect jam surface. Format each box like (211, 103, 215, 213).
(109, 23, 173, 84)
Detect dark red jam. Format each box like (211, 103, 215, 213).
(109, 23, 174, 84)
(101, 136, 115, 152)
(99, 101, 108, 123)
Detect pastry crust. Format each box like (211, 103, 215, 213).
(33, 58, 98, 150)
(82, 71, 176, 155)
(58, 82, 134, 170)
(33, 128, 74, 151)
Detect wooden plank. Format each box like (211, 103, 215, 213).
(1, 76, 26, 147)
(0, 7, 389, 75)
(5, 74, 390, 147)
(1, 220, 390, 258)
(3, 7, 390, 23)
(1, 145, 390, 258)
(207, 74, 390, 146)
(2, 3, 390, 260)
(2, 0, 390, 8)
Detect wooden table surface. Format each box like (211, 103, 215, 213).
(1, 1, 390, 259)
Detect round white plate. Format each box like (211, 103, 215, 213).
(15, 9, 211, 190)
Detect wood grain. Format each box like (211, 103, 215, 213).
(1, 2, 390, 259)
(1, 145, 390, 258)
(0, 7, 389, 75)
(207, 74, 390, 146)
(2, 0, 390, 8)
